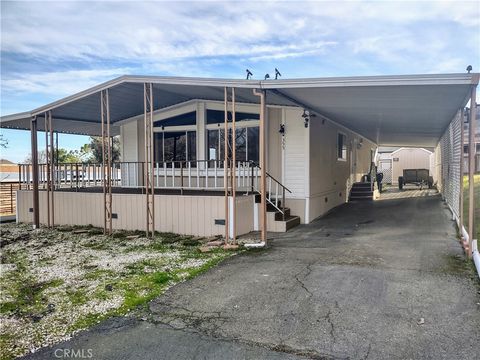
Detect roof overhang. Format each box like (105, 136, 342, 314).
(1, 73, 477, 146)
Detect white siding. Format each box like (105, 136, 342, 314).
(120, 120, 140, 186)
(283, 108, 308, 198)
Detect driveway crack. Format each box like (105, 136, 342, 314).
(294, 263, 314, 298)
(324, 301, 339, 345)
(362, 343, 372, 360)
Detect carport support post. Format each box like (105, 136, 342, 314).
(101, 89, 113, 235)
(44, 113, 50, 227)
(253, 89, 267, 244)
(467, 85, 477, 253)
(144, 83, 155, 238)
(49, 112, 55, 226)
(232, 87, 237, 244)
(44, 111, 54, 228)
(30, 116, 40, 228)
(223, 87, 229, 244)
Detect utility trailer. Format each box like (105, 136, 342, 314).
(398, 169, 433, 190)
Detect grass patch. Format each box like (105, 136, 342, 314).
(0, 275, 64, 316)
(84, 269, 116, 280)
(157, 232, 183, 244)
(182, 254, 230, 280)
(442, 254, 475, 276)
(463, 174, 480, 240)
(65, 288, 88, 305)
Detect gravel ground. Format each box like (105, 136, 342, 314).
(0, 223, 235, 360)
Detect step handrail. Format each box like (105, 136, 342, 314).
(249, 161, 291, 220)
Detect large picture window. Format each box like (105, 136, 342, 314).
(207, 127, 259, 164)
(154, 131, 196, 163)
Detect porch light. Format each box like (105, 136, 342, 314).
(279, 124, 285, 135)
(302, 109, 309, 128)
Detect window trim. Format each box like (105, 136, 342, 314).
(205, 120, 259, 130)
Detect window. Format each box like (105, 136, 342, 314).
(337, 133, 347, 160)
(207, 126, 259, 163)
(207, 127, 222, 161)
(206, 110, 259, 124)
(154, 131, 196, 163)
(247, 127, 259, 163)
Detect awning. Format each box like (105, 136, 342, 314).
(1, 73, 477, 146)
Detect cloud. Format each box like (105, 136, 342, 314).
(2, 1, 477, 63)
(0, 0, 479, 109)
(1, 68, 132, 96)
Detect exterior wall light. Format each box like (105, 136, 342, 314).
(302, 109, 309, 128)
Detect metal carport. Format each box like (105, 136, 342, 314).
(1, 72, 478, 271)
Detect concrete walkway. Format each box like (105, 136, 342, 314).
(25, 194, 480, 360)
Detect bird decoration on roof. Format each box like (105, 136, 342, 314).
(275, 68, 281, 79)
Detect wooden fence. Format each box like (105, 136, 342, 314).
(0, 181, 20, 216)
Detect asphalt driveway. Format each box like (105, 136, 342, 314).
(24, 193, 480, 360)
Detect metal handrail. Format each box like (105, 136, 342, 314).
(248, 161, 291, 219)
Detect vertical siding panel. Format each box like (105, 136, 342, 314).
(186, 197, 192, 235)
(198, 198, 204, 237)
(161, 195, 167, 233)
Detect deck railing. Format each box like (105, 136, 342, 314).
(18, 160, 261, 192)
(17, 160, 292, 218)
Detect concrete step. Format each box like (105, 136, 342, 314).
(351, 182, 372, 189)
(349, 194, 373, 201)
(274, 208, 291, 221)
(350, 188, 373, 195)
(284, 215, 301, 231)
(267, 211, 301, 232)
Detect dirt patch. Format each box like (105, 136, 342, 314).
(0, 223, 239, 360)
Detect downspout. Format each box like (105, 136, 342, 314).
(251, 88, 267, 246)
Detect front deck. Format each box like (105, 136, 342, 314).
(16, 159, 298, 236)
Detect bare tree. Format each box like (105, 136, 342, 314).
(0, 134, 8, 149)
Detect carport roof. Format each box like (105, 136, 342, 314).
(1, 73, 478, 146)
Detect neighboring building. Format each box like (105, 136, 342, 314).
(377, 147, 434, 185)
(462, 104, 480, 173)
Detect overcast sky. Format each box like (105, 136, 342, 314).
(1, 0, 479, 163)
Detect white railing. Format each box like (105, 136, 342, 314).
(18, 160, 260, 192)
(18, 160, 292, 218)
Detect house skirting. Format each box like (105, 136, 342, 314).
(16, 190, 254, 237)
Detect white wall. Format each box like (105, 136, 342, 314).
(283, 107, 308, 199)
(118, 99, 378, 226)
(390, 148, 433, 184)
(307, 116, 375, 223)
